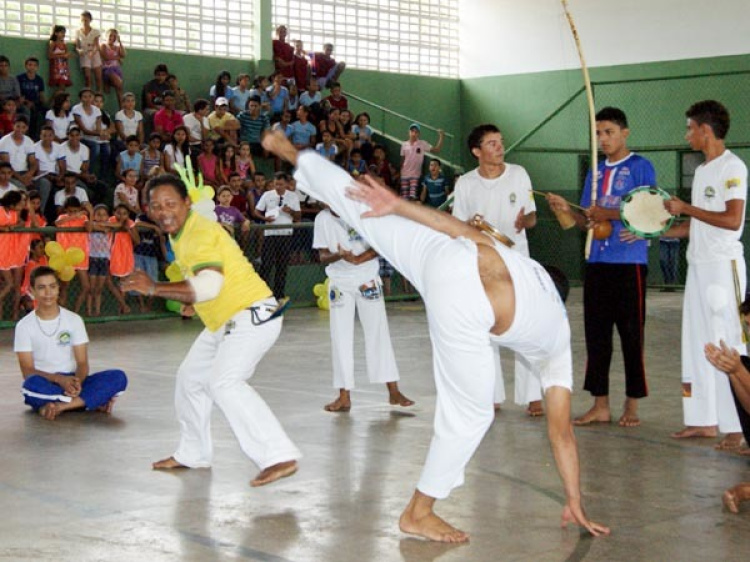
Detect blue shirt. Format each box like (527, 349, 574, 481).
(423, 174, 448, 207)
(119, 150, 143, 173)
(289, 121, 316, 147)
(17, 73, 44, 106)
(580, 153, 656, 264)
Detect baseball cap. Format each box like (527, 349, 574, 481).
(215, 97, 229, 106)
(409, 123, 420, 132)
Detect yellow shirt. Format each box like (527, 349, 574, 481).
(171, 211, 272, 331)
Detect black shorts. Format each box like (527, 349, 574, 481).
(89, 257, 110, 276)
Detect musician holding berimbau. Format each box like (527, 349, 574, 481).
(547, 106, 656, 428)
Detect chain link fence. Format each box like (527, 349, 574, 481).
(509, 70, 750, 288)
(0, 222, 418, 328)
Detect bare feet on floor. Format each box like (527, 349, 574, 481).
(671, 426, 718, 439)
(526, 400, 544, 417)
(618, 398, 640, 427)
(723, 489, 739, 513)
(389, 391, 415, 407)
(152, 456, 189, 470)
(38, 402, 62, 421)
(715, 432, 744, 451)
(251, 460, 298, 487)
(399, 496, 469, 544)
(324, 397, 351, 413)
(96, 398, 116, 414)
(573, 405, 611, 426)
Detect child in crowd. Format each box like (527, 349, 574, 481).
(89, 204, 116, 316)
(114, 92, 144, 146)
(272, 109, 294, 138)
(210, 70, 234, 108)
(113, 168, 141, 218)
(299, 78, 321, 108)
(25, 190, 46, 243)
(197, 138, 221, 188)
(0, 191, 27, 319)
(219, 144, 238, 185)
(236, 141, 256, 182)
(399, 123, 444, 200)
(133, 210, 165, 312)
(108, 203, 139, 310)
(347, 148, 367, 177)
(287, 81, 300, 113)
(316, 129, 338, 161)
(0, 98, 16, 136)
(163, 126, 188, 175)
(141, 132, 164, 181)
(55, 196, 91, 313)
(215, 185, 251, 237)
(352, 112, 374, 162)
(249, 76, 271, 112)
(45, 91, 73, 142)
(420, 159, 450, 208)
(48, 25, 73, 92)
(100, 28, 126, 107)
(116, 135, 143, 179)
(76, 11, 103, 91)
(20, 238, 48, 313)
(371, 144, 398, 188)
(167, 74, 191, 113)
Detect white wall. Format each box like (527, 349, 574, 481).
(459, 0, 750, 78)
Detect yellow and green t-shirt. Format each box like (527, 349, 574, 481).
(171, 211, 272, 331)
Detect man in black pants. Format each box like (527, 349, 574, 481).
(705, 297, 750, 512)
(547, 107, 656, 427)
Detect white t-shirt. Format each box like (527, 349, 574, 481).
(313, 209, 379, 283)
(0, 183, 19, 198)
(14, 308, 88, 375)
(60, 142, 90, 174)
(256, 189, 300, 236)
(33, 141, 65, 175)
(45, 110, 74, 140)
(55, 186, 90, 207)
(182, 113, 209, 145)
(114, 182, 139, 209)
(0, 133, 35, 172)
(687, 149, 748, 264)
(71, 103, 102, 141)
(163, 144, 186, 168)
(114, 109, 143, 138)
(452, 165, 536, 257)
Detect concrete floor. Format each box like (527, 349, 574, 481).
(1, 288, 749, 561)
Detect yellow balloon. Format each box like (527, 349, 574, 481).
(59, 265, 76, 282)
(49, 254, 67, 272)
(45, 241, 64, 258)
(313, 278, 331, 311)
(65, 246, 85, 266)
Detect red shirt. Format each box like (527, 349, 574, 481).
(0, 113, 14, 136)
(293, 54, 309, 91)
(154, 108, 184, 136)
(273, 40, 294, 79)
(324, 94, 348, 111)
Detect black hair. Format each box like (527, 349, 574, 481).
(467, 124, 501, 153)
(51, 91, 70, 116)
(125, 135, 139, 144)
(595, 107, 629, 129)
(147, 173, 189, 201)
(31, 265, 58, 288)
(64, 196, 82, 209)
(154, 64, 169, 75)
(686, 100, 730, 140)
(13, 114, 29, 126)
(0, 190, 23, 208)
(50, 26, 66, 41)
(214, 70, 232, 98)
(25, 56, 40, 65)
(274, 171, 291, 182)
(193, 98, 210, 113)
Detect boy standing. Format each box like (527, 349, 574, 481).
(400, 124, 444, 201)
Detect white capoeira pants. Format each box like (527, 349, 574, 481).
(294, 151, 572, 499)
(492, 349, 543, 405)
(328, 276, 400, 389)
(173, 302, 302, 469)
(682, 259, 745, 432)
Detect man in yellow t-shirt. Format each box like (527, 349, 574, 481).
(124, 174, 300, 487)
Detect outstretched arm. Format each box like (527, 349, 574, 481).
(705, 341, 750, 413)
(545, 386, 610, 537)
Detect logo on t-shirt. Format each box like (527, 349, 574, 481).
(704, 186, 716, 200)
(58, 331, 72, 346)
(726, 178, 742, 190)
(510, 193, 516, 205)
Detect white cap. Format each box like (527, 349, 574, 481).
(215, 97, 229, 106)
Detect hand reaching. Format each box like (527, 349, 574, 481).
(561, 503, 610, 537)
(346, 174, 401, 218)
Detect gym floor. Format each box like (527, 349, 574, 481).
(0, 289, 748, 561)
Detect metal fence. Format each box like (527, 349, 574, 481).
(507, 70, 750, 287)
(0, 222, 419, 328)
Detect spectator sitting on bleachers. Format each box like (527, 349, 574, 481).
(293, 40, 310, 91)
(0, 56, 22, 107)
(290, 106, 316, 150)
(0, 115, 37, 190)
(207, 97, 239, 147)
(141, 64, 170, 118)
(54, 173, 93, 217)
(316, 129, 338, 162)
(45, 92, 73, 143)
(310, 44, 346, 89)
(33, 125, 66, 214)
(17, 57, 46, 136)
(231, 74, 252, 116)
(266, 73, 290, 121)
(115, 135, 143, 180)
(237, 96, 270, 156)
(324, 82, 348, 111)
(182, 99, 210, 157)
(167, 74, 191, 114)
(1, 97, 17, 137)
(272, 25, 295, 82)
(153, 90, 184, 144)
(209, 70, 234, 109)
(114, 92, 144, 146)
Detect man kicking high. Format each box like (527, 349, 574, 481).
(262, 131, 609, 542)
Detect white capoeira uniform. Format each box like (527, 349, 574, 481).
(452, 165, 543, 406)
(682, 149, 747, 432)
(294, 151, 572, 499)
(312, 209, 400, 390)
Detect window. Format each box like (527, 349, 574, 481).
(272, 0, 459, 78)
(0, 0, 255, 60)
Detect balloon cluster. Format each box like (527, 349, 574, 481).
(312, 278, 331, 311)
(45, 241, 84, 282)
(173, 159, 216, 221)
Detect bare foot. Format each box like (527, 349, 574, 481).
(715, 432, 744, 451)
(399, 507, 469, 543)
(526, 400, 545, 417)
(618, 413, 641, 427)
(38, 402, 61, 421)
(324, 397, 351, 413)
(671, 426, 718, 439)
(389, 392, 415, 407)
(573, 405, 611, 426)
(152, 456, 189, 470)
(723, 489, 739, 514)
(97, 398, 116, 414)
(251, 460, 298, 487)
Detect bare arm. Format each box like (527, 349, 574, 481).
(123, 266, 221, 304)
(665, 197, 744, 231)
(429, 129, 445, 154)
(545, 386, 610, 536)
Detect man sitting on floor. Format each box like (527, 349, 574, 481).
(14, 266, 128, 420)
